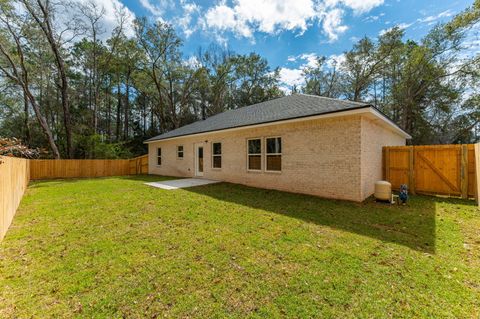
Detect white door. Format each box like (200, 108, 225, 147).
(194, 143, 204, 177)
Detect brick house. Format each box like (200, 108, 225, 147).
(145, 94, 410, 202)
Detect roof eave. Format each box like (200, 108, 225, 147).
(368, 107, 412, 139)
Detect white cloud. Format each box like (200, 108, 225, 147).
(287, 52, 319, 68)
(203, 1, 252, 38)
(139, 0, 173, 18)
(342, 0, 384, 14)
(203, 0, 318, 38)
(279, 52, 345, 91)
(65, 0, 136, 40)
(94, 0, 136, 37)
(349, 35, 360, 42)
(326, 53, 345, 68)
(364, 12, 384, 22)
(322, 8, 348, 41)
(418, 10, 453, 25)
(184, 55, 201, 68)
(139, 0, 163, 16)
(461, 25, 480, 58)
(378, 9, 454, 37)
(397, 22, 413, 29)
(299, 53, 318, 67)
(279, 67, 305, 87)
(378, 22, 412, 36)
(175, 0, 201, 38)
(325, 0, 384, 14)
(200, 0, 383, 43)
(378, 28, 389, 36)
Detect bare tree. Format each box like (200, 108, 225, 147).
(0, 8, 60, 158)
(21, 0, 76, 158)
(79, 1, 104, 133)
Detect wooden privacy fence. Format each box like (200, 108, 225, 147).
(30, 155, 148, 180)
(129, 155, 149, 175)
(0, 156, 30, 241)
(383, 144, 479, 200)
(0, 154, 148, 241)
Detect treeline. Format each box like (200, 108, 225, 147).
(0, 0, 478, 158)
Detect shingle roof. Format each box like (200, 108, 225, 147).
(144, 94, 380, 142)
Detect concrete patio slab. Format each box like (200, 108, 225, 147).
(145, 178, 220, 190)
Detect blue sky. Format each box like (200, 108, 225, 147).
(111, 0, 476, 88)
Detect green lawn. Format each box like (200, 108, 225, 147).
(0, 176, 479, 318)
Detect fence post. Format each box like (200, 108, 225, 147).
(475, 143, 480, 207)
(409, 146, 416, 195)
(461, 144, 469, 199)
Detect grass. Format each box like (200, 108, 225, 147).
(0, 175, 479, 318)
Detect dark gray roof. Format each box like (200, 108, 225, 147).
(145, 94, 374, 142)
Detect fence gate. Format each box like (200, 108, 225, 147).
(383, 144, 477, 199)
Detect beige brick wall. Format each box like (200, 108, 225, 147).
(149, 115, 365, 201)
(360, 116, 406, 199)
(148, 114, 406, 202)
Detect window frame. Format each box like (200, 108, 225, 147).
(246, 138, 262, 172)
(264, 136, 282, 173)
(211, 141, 222, 169)
(176, 145, 184, 159)
(156, 147, 162, 166)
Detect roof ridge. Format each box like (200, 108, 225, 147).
(239, 94, 295, 111)
(295, 93, 370, 106)
(199, 95, 294, 120)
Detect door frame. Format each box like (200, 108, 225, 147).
(194, 143, 204, 177)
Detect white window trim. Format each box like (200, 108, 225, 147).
(211, 141, 222, 170)
(247, 138, 262, 172)
(264, 136, 282, 173)
(177, 145, 184, 159)
(156, 147, 162, 166)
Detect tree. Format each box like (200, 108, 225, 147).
(341, 33, 401, 102)
(21, 0, 78, 158)
(0, 1, 61, 157)
(230, 53, 283, 108)
(134, 18, 182, 133)
(195, 45, 235, 118)
(302, 56, 341, 98)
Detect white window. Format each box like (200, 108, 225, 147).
(157, 147, 162, 166)
(247, 138, 262, 171)
(265, 137, 281, 172)
(212, 142, 222, 169)
(177, 145, 184, 159)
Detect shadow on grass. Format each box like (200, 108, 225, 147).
(185, 182, 443, 253)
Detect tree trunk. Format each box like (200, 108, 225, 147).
(24, 0, 73, 157)
(116, 81, 122, 141)
(106, 79, 111, 142)
(142, 94, 147, 136)
(23, 91, 30, 145)
(0, 14, 60, 158)
(92, 30, 98, 134)
(201, 96, 206, 120)
(124, 71, 130, 140)
(26, 87, 60, 158)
